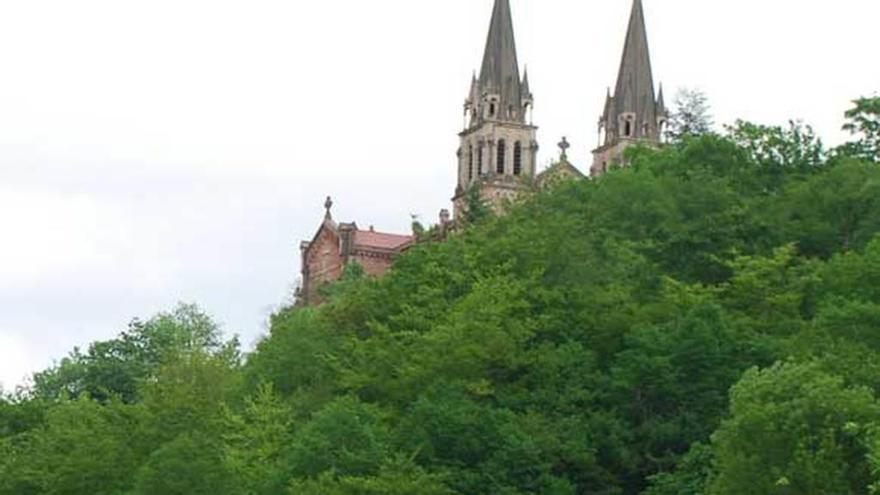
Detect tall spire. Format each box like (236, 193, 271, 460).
(612, 0, 656, 127)
(479, 0, 520, 92)
(476, 0, 524, 123)
(592, 0, 667, 176)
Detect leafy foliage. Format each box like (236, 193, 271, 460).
(709, 362, 879, 495)
(666, 87, 713, 141)
(839, 96, 880, 162)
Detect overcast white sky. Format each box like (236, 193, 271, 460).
(1, 0, 878, 390)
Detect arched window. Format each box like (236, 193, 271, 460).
(478, 145, 484, 174)
(624, 120, 632, 137)
(513, 141, 523, 175)
(489, 102, 496, 117)
(496, 139, 506, 174)
(468, 145, 474, 181)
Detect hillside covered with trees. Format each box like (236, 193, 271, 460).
(2, 97, 880, 494)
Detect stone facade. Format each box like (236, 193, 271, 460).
(297, 198, 414, 306)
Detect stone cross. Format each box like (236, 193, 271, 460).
(558, 137, 570, 159)
(324, 196, 333, 220)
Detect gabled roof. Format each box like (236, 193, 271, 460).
(302, 198, 413, 255)
(354, 230, 414, 252)
(537, 158, 586, 186)
(305, 214, 339, 252)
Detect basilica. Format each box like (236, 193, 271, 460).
(298, 0, 665, 305)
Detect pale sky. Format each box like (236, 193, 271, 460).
(1, 0, 878, 390)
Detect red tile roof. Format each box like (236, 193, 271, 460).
(353, 230, 414, 251)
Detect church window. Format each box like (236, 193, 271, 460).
(468, 145, 474, 181)
(489, 102, 496, 117)
(513, 141, 523, 175)
(624, 120, 632, 137)
(497, 139, 506, 174)
(478, 145, 484, 174)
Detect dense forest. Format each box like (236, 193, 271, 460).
(2, 96, 880, 494)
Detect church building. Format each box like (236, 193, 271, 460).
(297, 198, 415, 306)
(297, 0, 667, 304)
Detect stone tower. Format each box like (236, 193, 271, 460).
(591, 0, 668, 177)
(453, 0, 538, 219)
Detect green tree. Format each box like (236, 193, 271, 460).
(726, 119, 825, 191)
(285, 396, 390, 479)
(0, 397, 146, 495)
(838, 96, 880, 162)
(140, 351, 240, 444)
(709, 361, 879, 495)
(132, 434, 234, 495)
(32, 303, 236, 403)
(464, 183, 492, 224)
(645, 443, 713, 495)
(667, 88, 713, 141)
(289, 456, 455, 495)
(610, 303, 755, 490)
(224, 382, 292, 495)
(779, 160, 880, 257)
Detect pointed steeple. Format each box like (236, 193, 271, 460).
(598, 0, 664, 145)
(479, 0, 520, 92)
(593, 0, 666, 175)
(613, 0, 656, 125)
(474, 0, 525, 123)
(521, 67, 531, 101)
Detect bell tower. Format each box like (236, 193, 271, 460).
(453, 0, 538, 219)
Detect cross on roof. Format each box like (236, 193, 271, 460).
(324, 196, 333, 219)
(558, 137, 570, 159)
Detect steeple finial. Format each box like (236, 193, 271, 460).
(324, 196, 333, 220)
